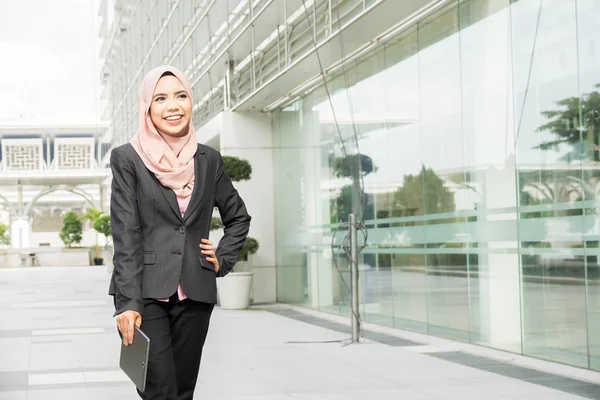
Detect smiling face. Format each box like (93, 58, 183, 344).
(149, 74, 193, 137)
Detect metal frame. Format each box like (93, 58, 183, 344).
(100, 0, 383, 146)
(100, 0, 451, 145)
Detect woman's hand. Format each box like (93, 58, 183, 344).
(116, 310, 142, 346)
(200, 239, 219, 273)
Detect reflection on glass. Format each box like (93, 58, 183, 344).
(272, 0, 600, 370)
(512, 0, 589, 367)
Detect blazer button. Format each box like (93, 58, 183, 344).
(178, 226, 186, 234)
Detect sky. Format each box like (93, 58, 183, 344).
(0, 0, 102, 124)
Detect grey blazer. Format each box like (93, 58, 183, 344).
(108, 143, 251, 316)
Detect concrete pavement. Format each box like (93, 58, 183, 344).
(1, 266, 600, 399)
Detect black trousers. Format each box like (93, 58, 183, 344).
(137, 296, 214, 400)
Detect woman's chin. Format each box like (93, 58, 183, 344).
(159, 126, 189, 137)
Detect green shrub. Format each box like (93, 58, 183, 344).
(210, 216, 224, 231)
(218, 156, 258, 262)
(59, 211, 83, 248)
(239, 237, 259, 261)
(94, 215, 112, 244)
(223, 156, 252, 182)
(0, 222, 9, 245)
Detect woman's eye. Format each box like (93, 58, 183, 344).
(155, 96, 165, 102)
(178, 94, 188, 99)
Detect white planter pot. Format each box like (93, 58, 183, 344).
(102, 247, 114, 273)
(217, 272, 254, 310)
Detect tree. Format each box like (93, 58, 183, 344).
(392, 166, 455, 219)
(536, 84, 600, 162)
(334, 154, 377, 178)
(211, 155, 260, 266)
(59, 211, 83, 248)
(223, 156, 252, 182)
(239, 237, 259, 261)
(212, 156, 253, 231)
(84, 208, 104, 258)
(94, 215, 112, 247)
(332, 184, 375, 224)
(210, 217, 224, 231)
(331, 153, 377, 223)
(0, 222, 9, 246)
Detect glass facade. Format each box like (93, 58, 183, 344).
(272, 0, 600, 369)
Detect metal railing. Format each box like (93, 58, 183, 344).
(103, 0, 381, 144)
(190, 0, 375, 128)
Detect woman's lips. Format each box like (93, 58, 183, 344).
(164, 115, 184, 126)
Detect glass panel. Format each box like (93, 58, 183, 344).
(334, 49, 395, 325)
(417, 3, 471, 341)
(458, 0, 520, 352)
(512, 0, 588, 367)
(272, 105, 310, 307)
(272, 0, 599, 370)
(382, 27, 428, 333)
(578, 0, 600, 371)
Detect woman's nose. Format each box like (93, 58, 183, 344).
(166, 101, 180, 111)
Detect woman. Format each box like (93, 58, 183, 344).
(108, 65, 251, 399)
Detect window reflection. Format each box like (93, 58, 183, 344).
(273, 0, 600, 370)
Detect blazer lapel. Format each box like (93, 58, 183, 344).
(157, 179, 185, 224)
(183, 147, 207, 222)
(132, 143, 184, 223)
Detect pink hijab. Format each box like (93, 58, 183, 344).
(131, 66, 197, 198)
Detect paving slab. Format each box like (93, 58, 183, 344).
(0, 266, 598, 399)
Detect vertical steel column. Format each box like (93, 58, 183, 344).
(284, 0, 288, 67)
(328, 0, 332, 35)
(313, 0, 316, 39)
(96, 134, 102, 168)
(99, 184, 105, 213)
(277, 25, 281, 71)
(251, 25, 256, 91)
(45, 135, 51, 169)
(17, 182, 23, 217)
(224, 59, 234, 110)
(349, 213, 360, 343)
(226, 0, 230, 46)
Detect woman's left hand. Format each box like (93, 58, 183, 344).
(200, 239, 219, 273)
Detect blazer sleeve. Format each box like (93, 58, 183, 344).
(110, 148, 144, 316)
(214, 153, 251, 277)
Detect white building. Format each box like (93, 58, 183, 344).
(0, 122, 110, 251)
(98, 0, 600, 371)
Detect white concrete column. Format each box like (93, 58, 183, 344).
(478, 160, 522, 352)
(11, 215, 31, 249)
(270, 111, 310, 304)
(302, 111, 333, 309)
(220, 111, 276, 304)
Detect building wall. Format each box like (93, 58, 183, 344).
(0, 127, 110, 251)
(272, 0, 600, 370)
(221, 111, 277, 303)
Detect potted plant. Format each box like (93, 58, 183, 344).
(59, 211, 83, 248)
(0, 222, 8, 268)
(95, 214, 113, 271)
(212, 155, 258, 309)
(216, 236, 260, 310)
(0, 222, 10, 247)
(84, 208, 107, 265)
(234, 237, 259, 273)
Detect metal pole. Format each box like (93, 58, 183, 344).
(349, 213, 360, 342)
(284, 0, 288, 67)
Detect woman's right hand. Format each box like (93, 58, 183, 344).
(116, 310, 142, 346)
